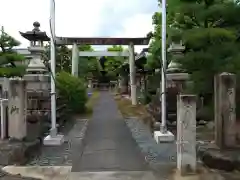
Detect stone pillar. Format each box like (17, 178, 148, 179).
(8, 79, 27, 140)
(71, 43, 79, 77)
(0, 99, 8, 139)
(177, 94, 197, 175)
(128, 42, 137, 105)
(214, 72, 236, 148)
(88, 79, 92, 89)
(118, 76, 124, 92)
(2, 77, 9, 98)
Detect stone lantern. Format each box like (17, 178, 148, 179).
(19, 22, 50, 91)
(19, 21, 50, 74)
(167, 41, 189, 90)
(19, 22, 51, 141)
(167, 41, 185, 73)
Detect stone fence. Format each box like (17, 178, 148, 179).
(0, 78, 67, 141)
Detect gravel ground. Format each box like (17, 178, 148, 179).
(26, 119, 88, 166)
(125, 117, 176, 170)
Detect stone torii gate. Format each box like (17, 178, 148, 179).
(55, 37, 150, 106)
(47, 0, 150, 145)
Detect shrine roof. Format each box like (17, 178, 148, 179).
(55, 37, 150, 45)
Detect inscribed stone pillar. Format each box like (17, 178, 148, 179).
(128, 42, 137, 105)
(71, 43, 79, 77)
(8, 79, 27, 140)
(214, 72, 236, 148)
(177, 94, 196, 175)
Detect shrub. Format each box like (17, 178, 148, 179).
(56, 71, 87, 113)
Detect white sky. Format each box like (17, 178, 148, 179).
(0, 0, 159, 52)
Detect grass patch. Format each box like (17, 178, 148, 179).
(72, 91, 100, 120)
(114, 94, 154, 128)
(85, 91, 100, 116)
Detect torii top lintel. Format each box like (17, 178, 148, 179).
(55, 37, 150, 45)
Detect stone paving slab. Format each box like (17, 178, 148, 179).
(71, 92, 149, 172)
(67, 171, 158, 180)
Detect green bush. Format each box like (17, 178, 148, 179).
(56, 71, 87, 113)
(139, 91, 152, 105)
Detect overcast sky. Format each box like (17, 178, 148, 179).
(0, 0, 159, 52)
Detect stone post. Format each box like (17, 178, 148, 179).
(128, 42, 137, 105)
(88, 79, 92, 89)
(177, 94, 197, 175)
(71, 43, 79, 77)
(8, 79, 27, 140)
(118, 76, 124, 92)
(2, 77, 9, 98)
(214, 72, 236, 148)
(0, 99, 8, 139)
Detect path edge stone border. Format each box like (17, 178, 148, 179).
(70, 119, 89, 172)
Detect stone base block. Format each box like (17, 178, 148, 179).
(197, 142, 240, 171)
(43, 134, 64, 146)
(154, 130, 175, 143)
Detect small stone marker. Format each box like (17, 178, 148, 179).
(177, 94, 197, 175)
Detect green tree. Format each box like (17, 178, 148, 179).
(43, 44, 101, 79)
(43, 45, 71, 73)
(104, 45, 126, 80)
(148, 0, 240, 99)
(78, 44, 101, 79)
(0, 27, 26, 77)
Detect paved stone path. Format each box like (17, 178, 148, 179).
(71, 91, 150, 172)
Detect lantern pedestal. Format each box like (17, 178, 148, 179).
(154, 131, 175, 143)
(43, 134, 64, 146)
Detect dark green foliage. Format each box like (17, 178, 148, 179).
(43, 44, 101, 79)
(104, 45, 126, 80)
(78, 45, 101, 79)
(139, 91, 152, 105)
(148, 0, 240, 100)
(0, 27, 26, 77)
(56, 71, 87, 113)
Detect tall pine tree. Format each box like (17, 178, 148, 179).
(148, 0, 240, 98)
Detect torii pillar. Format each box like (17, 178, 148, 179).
(129, 42, 137, 105)
(72, 43, 79, 77)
